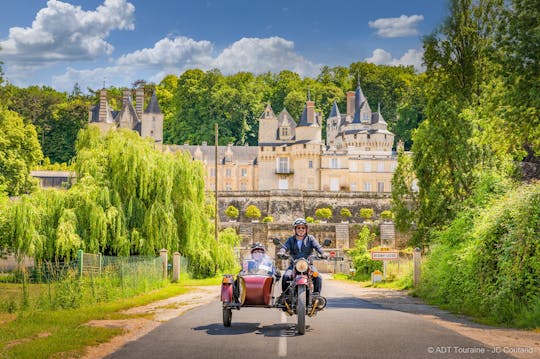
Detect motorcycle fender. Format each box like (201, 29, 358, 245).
(221, 275, 234, 303)
(295, 275, 308, 286)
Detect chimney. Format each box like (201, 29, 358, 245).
(135, 88, 144, 119)
(306, 100, 315, 124)
(99, 89, 108, 122)
(346, 91, 355, 117)
(123, 89, 131, 105)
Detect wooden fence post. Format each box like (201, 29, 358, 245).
(413, 247, 422, 287)
(160, 249, 168, 279)
(172, 252, 181, 283)
(77, 249, 84, 277)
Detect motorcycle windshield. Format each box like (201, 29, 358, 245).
(241, 255, 275, 275)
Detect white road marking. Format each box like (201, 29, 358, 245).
(278, 312, 287, 357)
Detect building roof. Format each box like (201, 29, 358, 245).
(166, 144, 259, 165)
(144, 92, 162, 114)
(259, 104, 276, 119)
(328, 101, 340, 118)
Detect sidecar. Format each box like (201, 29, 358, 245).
(221, 259, 278, 327)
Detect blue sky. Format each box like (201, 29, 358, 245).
(0, 0, 448, 92)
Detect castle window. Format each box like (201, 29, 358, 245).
(377, 182, 385, 192)
(364, 182, 371, 192)
(351, 183, 357, 191)
(331, 158, 339, 169)
(225, 183, 232, 191)
(281, 127, 289, 137)
(282, 146, 286, 151)
(240, 183, 247, 191)
(226, 169, 232, 177)
(354, 134, 357, 139)
(278, 157, 289, 173)
(261, 146, 264, 151)
(241, 168, 247, 177)
(272, 147, 275, 151)
(367, 134, 371, 139)
(210, 168, 215, 177)
(303, 144, 307, 149)
(364, 163, 372, 172)
(377, 162, 385, 172)
(308, 160, 313, 169)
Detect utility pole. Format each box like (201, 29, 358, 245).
(215, 123, 219, 242)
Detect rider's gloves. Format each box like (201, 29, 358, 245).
(320, 253, 328, 260)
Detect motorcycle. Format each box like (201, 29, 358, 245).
(220, 238, 331, 335)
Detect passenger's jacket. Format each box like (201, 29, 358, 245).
(282, 234, 324, 260)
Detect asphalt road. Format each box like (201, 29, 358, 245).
(105, 279, 513, 359)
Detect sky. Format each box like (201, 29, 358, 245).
(0, 0, 448, 93)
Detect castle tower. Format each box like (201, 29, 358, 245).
(141, 91, 163, 143)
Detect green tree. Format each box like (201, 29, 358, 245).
(0, 107, 43, 196)
(412, 0, 499, 242)
(391, 148, 417, 231)
(348, 225, 381, 279)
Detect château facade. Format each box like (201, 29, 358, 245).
(167, 83, 399, 193)
(90, 83, 399, 193)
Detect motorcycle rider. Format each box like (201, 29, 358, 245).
(278, 218, 327, 297)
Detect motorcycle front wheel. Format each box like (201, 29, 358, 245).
(223, 307, 232, 327)
(297, 285, 306, 335)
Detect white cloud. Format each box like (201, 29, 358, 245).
(364, 48, 425, 72)
(0, 0, 135, 63)
(368, 15, 424, 38)
(52, 36, 321, 91)
(212, 37, 319, 77)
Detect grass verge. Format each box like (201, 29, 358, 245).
(331, 273, 413, 290)
(0, 277, 218, 359)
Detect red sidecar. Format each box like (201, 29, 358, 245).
(221, 259, 278, 327)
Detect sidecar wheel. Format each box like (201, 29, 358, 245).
(297, 285, 306, 335)
(223, 307, 232, 327)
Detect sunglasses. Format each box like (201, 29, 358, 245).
(296, 226, 307, 230)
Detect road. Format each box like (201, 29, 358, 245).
(105, 279, 516, 359)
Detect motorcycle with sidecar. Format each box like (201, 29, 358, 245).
(220, 238, 331, 335)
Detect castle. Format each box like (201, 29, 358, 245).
(88, 88, 164, 143)
(90, 83, 398, 193)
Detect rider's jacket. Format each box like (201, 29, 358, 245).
(283, 234, 324, 260)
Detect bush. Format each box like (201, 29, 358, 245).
(245, 205, 261, 219)
(262, 216, 273, 223)
(381, 210, 393, 221)
(348, 225, 381, 280)
(359, 208, 374, 221)
(306, 216, 315, 223)
(340, 208, 352, 219)
(315, 207, 332, 220)
(225, 205, 239, 219)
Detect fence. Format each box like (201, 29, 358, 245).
(0, 251, 188, 313)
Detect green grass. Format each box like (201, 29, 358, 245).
(0, 278, 216, 359)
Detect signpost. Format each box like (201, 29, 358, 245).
(370, 248, 399, 281)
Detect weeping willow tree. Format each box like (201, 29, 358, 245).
(0, 127, 237, 277)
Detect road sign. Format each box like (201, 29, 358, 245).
(371, 251, 399, 261)
(329, 251, 336, 258)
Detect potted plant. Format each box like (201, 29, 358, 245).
(306, 216, 315, 223)
(262, 216, 274, 223)
(225, 205, 239, 222)
(380, 210, 394, 222)
(359, 208, 374, 223)
(245, 205, 262, 222)
(340, 208, 352, 223)
(315, 207, 332, 223)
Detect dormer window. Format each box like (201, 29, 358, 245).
(280, 127, 289, 138)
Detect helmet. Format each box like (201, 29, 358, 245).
(292, 218, 308, 228)
(250, 242, 266, 253)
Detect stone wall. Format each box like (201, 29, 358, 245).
(217, 190, 392, 223)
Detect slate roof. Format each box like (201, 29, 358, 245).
(167, 144, 259, 165)
(144, 92, 162, 114)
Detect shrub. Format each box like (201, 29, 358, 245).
(359, 208, 374, 221)
(381, 210, 393, 221)
(245, 205, 261, 219)
(340, 208, 352, 219)
(225, 205, 239, 219)
(348, 225, 381, 280)
(262, 216, 273, 223)
(315, 207, 332, 220)
(306, 216, 315, 223)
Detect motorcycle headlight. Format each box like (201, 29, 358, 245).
(295, 259, 309, 273)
